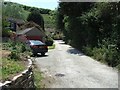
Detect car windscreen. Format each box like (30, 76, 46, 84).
(29, 40, 44, 45)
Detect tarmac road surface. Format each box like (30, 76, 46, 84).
(34, 40, 118, 88)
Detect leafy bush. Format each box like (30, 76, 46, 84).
(2, 29, 12, 37)
(45, 37, 53, 46)
(82, 46, 93, 56)
(4, 40, 31, 60)
(53, 34, 60, 40)
(9, 50, 20, 60)
(53, 33, 63, 40)
(105, 47, 120, 67)
(83, 44, 120, 67)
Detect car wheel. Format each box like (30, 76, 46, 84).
(33, 53, 37, 56)
(41, 53, 45, 56)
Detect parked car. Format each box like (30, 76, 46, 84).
(26, 40, 48, 56)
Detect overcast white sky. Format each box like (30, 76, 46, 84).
(4, 0, 59, 10)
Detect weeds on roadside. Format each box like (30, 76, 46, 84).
(3, 40, 32, 60)
(1, 40, 32, 81)
(1, 58, 25, 82)
(33, 64, 43, 89)
(83, 39, 120, 68)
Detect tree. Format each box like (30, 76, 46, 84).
(55, 10, 64, 31)
(3, 2, 26, 20)
(56, 2, 120, 67)
(27, 10, 44, 30)
(58, 2, 94, 16)
(57, 2, 94, 45)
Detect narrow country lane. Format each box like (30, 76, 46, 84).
(34, 40, 118, 88)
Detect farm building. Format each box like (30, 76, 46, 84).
(16, 27, 46, 42)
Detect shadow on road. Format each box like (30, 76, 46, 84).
(67, 48, 84, 56)
(31, 54, 48, 57)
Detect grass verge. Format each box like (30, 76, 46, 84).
(1, 58, 25, 82)
(48, 44, 55, 49)
(33, 64, 43, 89)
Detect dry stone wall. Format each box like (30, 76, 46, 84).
(0, 59, 35, 90)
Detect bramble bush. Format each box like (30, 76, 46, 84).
(83, 39, 120, 67)
(4, 40, 31, 60)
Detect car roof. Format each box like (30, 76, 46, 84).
(28, 40, 45, 45)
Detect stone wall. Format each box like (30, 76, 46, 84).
(0, 59, 35, 90)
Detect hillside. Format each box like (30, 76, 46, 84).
(3, 1, 55, 29)
(42, 14, 55, 29)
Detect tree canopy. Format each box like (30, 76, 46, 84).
(27, 10, 44, 30)
(56, 2, 120, 67)
(3, 2, 27, 20)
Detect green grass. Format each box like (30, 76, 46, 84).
(48, 44, 55, 49)
(1, 58, 25, 82)
(33, 65, 43, 89)
(1, 40, 31, 82)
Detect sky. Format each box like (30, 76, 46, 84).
(4, 0, 59, 10)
